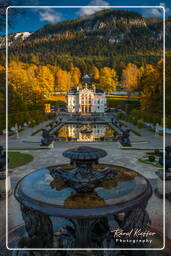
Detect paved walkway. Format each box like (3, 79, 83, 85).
(122, 120, 171, 148)
(0, 120, 52, 149)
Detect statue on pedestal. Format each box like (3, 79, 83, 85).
(159, 146, 171, 170)
(40, 129, 53, 146)
(119, 129, 131, 147)
(0, 146, 12, 199)
(0, 146, 6, 172)
(156, 146, 171, 200)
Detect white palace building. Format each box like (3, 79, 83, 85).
(67, 78, 106, 113)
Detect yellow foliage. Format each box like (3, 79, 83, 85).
(122, 63, 141, 92)
(99, 67, 118, 92)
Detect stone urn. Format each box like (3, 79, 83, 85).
(156, 169, 171, 199)
(0, 146, 12, 199)
(156, 146, 171, 200)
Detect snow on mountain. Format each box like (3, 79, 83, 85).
(14, 32, 31, 40)
(0, 32, 32, 49)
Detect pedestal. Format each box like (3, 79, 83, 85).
(70, 218, 97, 248)
(156, 169, 171, 199)
(0, 171, 12, 199)
(20, 205, 53, 248)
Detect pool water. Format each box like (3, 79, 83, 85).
(17, 166, 146, 208)
(56, 124, 116, 142)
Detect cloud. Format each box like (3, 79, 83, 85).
(77, 0, 110, 17)
(143, 8, 163, 17)
(38, 9, 62, 23)
(160, 2, 171, 14)
(143, 3, 171, 17)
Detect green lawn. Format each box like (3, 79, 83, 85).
(138, 157, 162, 168)
(107, 96, 139, 101)
(8, 152, 34, 168)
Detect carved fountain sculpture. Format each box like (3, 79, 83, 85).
(50, 147, 116, 193)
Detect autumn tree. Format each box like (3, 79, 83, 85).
(140, 61, 163, 122)
(91, 66, 100, 81)
(56, 69, 71, 91)
(99, 67, 118, 92)
(36, 65, 55, 97)
(70, 65, 81, 86)
(165, 56, 171, 119)
(8, 61, 30, 111)
(115, 61, 126, 80)
(0, 65, 6, 131)
(122, 63, 141, 93)
(0, 65, 5, 115)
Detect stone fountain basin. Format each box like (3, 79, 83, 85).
(15, 164, 152, 218)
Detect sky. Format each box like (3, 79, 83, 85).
(3, 0, 171, 35)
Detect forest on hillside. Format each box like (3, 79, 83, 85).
(0, 9, 167, 67)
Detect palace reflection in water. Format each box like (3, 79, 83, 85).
(57, 124, 116, 142)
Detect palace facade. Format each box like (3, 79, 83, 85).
(67, 85, 106, 113)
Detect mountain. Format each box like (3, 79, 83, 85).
(0, 9, 170, 68)
(29, 9, 147, 40)
(0, 32, 32, 49)
(145, 16, 171, 49)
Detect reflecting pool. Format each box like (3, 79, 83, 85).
(56, 124, 116, 142)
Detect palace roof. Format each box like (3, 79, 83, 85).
(68, 87, 104, 95)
